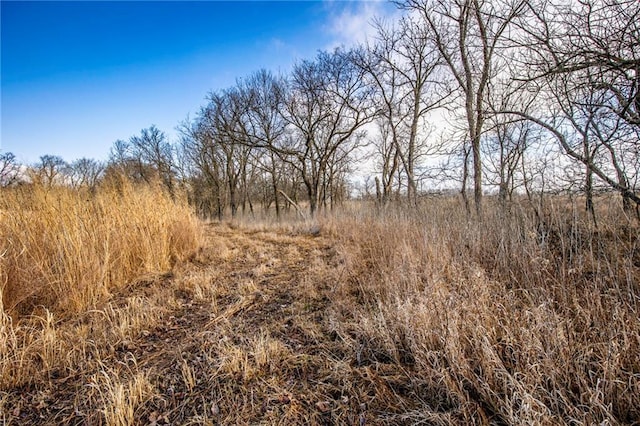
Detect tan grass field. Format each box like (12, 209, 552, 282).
(1, 187, 638, 425)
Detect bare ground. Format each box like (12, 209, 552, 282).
(2, 223, 450, 425)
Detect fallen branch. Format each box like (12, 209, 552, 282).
(278, 190, 307, 220)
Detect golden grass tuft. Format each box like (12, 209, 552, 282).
(0, 181, 201, 318)
(88, 367, 155, 426)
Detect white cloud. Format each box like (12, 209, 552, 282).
(323, 1, 402, 50)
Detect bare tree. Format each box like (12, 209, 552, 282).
(109, 139, 130, 167)
(129, 125, 176, 193)
(356, 16, 451, 205)
(483, 119, 531, 206)
(68, 158, 104, 191)
(512, 0, 640, 212)
(483, 76, 538, 207)
(179, 118, 227, 219)
(105, 139, 149, 186)
(522, 0, 639, 128)
(200, 89, 254, 217)
(0, 152, 20, 187)
(239, 70, 290, 218)
(279, 49, 375, 216)
(31, 155, 68, 187)
(399, 0, 527, 215)
(503, 107, 640, 209)
(370, 120, 402, 205)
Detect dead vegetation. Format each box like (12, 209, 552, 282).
(0, 181, 200, 318)
(1, 192, 639, 425)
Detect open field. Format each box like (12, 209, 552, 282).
(1, 190, 639, 425)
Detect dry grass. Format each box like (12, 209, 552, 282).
(324, 198, 640, 424)
(0, 181, 200, 393)
(0, 181, 200, 317)
(0, 192, 638, 425)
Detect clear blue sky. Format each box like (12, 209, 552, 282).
(1, 0, 393, 164)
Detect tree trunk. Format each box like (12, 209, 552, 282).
(472, 133, 483, 217)
(585, 164, 594, 215)
(375, 176, 382, 206)
(272, 175, 280, 219)
(229, 184, 238, 218)
(461, 145, 471, 215)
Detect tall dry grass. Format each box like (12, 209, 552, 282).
(324, 198, 640, 424)
(1, 190, 638, 424)
(0, 180, 200, 394)
(0, 180, 200, 318)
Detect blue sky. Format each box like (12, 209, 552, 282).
(1, 1, 394, 164)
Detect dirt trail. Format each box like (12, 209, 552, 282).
(4, 223, 432, 425)
(129, 223, 349, 424)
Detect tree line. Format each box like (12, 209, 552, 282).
(2, 0, 638, 219)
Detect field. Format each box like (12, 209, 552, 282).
(1, 187, 639, 425)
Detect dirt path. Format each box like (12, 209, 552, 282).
(4, 223, 431, 425)
(134, 223, 359, 424)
